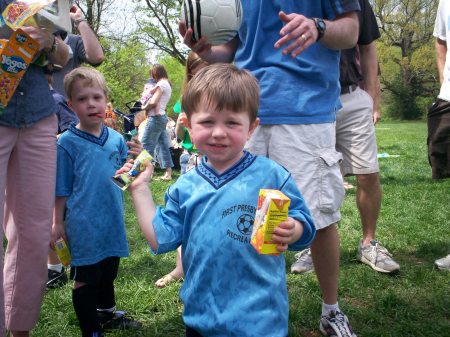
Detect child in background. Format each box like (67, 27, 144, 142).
(52, 67, 142, 337)
(103, 102, 117, 130)
(122, 63, 316, 336)
(154, 51, 208, 289)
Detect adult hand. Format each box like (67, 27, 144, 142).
(179, 20, 212, 58)
(69, 4, 85, 22)
(373, 109, 381, 125)
(21, 26, 54, 52)
(274, 11, 317, 58)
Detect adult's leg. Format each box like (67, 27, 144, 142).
(248, 123, 344, 306)
(356, 173, 381, 244)
(4, 115, 57, 333)
(141, 116, 164, 157)
(310, 225, 339, 305)
(156, 116, 174, 176)
(0, 126, 19, 337)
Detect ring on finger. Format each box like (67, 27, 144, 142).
(301, 34, 308, 42)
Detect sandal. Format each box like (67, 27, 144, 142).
(154, 274, 181, 288)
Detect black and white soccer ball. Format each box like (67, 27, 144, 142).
(181, 0, 243, 45)
(236, 214, 254, 235)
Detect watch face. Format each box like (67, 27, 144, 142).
(318, 20, 325, 31)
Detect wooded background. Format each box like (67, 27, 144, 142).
(73, 0, 441, 120)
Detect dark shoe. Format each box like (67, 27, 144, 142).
(99, 310, 142, 331)
(46, 268, 68, 289)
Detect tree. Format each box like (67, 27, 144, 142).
(372, 0, 440, 119)
(73, 0, 116, 35)
(133, 0, 187, 65)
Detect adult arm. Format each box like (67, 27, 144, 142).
(436, 38, 447, 85)
(22, 26, 70, 67)
(142, 86, 162, 114)
(359, 42, 381, 124)
(275, 11, 359, 57)
(70, 4, 104, 65)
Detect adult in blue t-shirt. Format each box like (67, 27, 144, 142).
(180, 1, 361, 336)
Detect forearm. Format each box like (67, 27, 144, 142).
(320, 12, 359, 50)
(54, 197, 67, 225)
(130, 186, 159, 251)
(436, 38, 447, 85)
(360, 43, 381, 115)
(77, 21, 104, 65)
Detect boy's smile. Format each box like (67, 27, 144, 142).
(187, 102, 259, 173)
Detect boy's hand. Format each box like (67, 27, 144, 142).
(127, 138, 143, 157)
(116, 161, 154, 191)
(272, 217, 304, 253)
(50, 223, 66, 249)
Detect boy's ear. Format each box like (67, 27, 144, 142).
(67, 100, 74, 110)
(247, 118, 260, 139)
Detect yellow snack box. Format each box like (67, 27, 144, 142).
(0, 28, 39, 110)
(251, 189, 291, 256)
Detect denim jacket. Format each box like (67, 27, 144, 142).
(0, 2, 56, 128)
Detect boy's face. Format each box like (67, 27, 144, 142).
(68, 79, 107, 133)
(186, 99, 259, 173)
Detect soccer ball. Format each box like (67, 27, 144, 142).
(181, 0, 243, 45)
(237, 214, 254, 235)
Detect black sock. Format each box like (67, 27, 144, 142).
(72, 284, 102, 336)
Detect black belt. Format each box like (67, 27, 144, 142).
(340, 83, 358, 95)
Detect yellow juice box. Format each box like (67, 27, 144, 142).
(0, 28, 39, 111)
(251, 189, 291, 256)
(54, 237, 71, 267)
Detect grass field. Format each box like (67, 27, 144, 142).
(35, 121, 449, 337)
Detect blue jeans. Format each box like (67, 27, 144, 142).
(141, 115, 173, 169)
(180, 151, 190, 174)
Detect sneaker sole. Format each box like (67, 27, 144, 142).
(358, 255, 400, 274)
(291, 268, 315, 274)
(319, 322, 357, 337)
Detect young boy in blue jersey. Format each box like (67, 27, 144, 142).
(51, 67, 142, 337)
(122, 63, 316, 337)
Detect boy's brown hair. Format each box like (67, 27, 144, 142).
(64, 66, 109, 101)
(181, 63, 259, 122)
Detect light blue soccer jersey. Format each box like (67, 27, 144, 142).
(56, 125, 129, 266)
(152, 151, 316, 336)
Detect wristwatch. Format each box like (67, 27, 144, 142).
(312, 18, 326, 41)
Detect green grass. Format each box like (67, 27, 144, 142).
(35, 121, 449, 337)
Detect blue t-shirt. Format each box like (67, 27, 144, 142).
(235, 0, 360, 125)
(152, 151, 316, 337)
(56, 125, 129, 266)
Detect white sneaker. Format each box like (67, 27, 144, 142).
(320, 310, 357, 337)
(357, 240, 400, 274)
(291, 248, 314, 274)
(434, 254, 450, 271)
